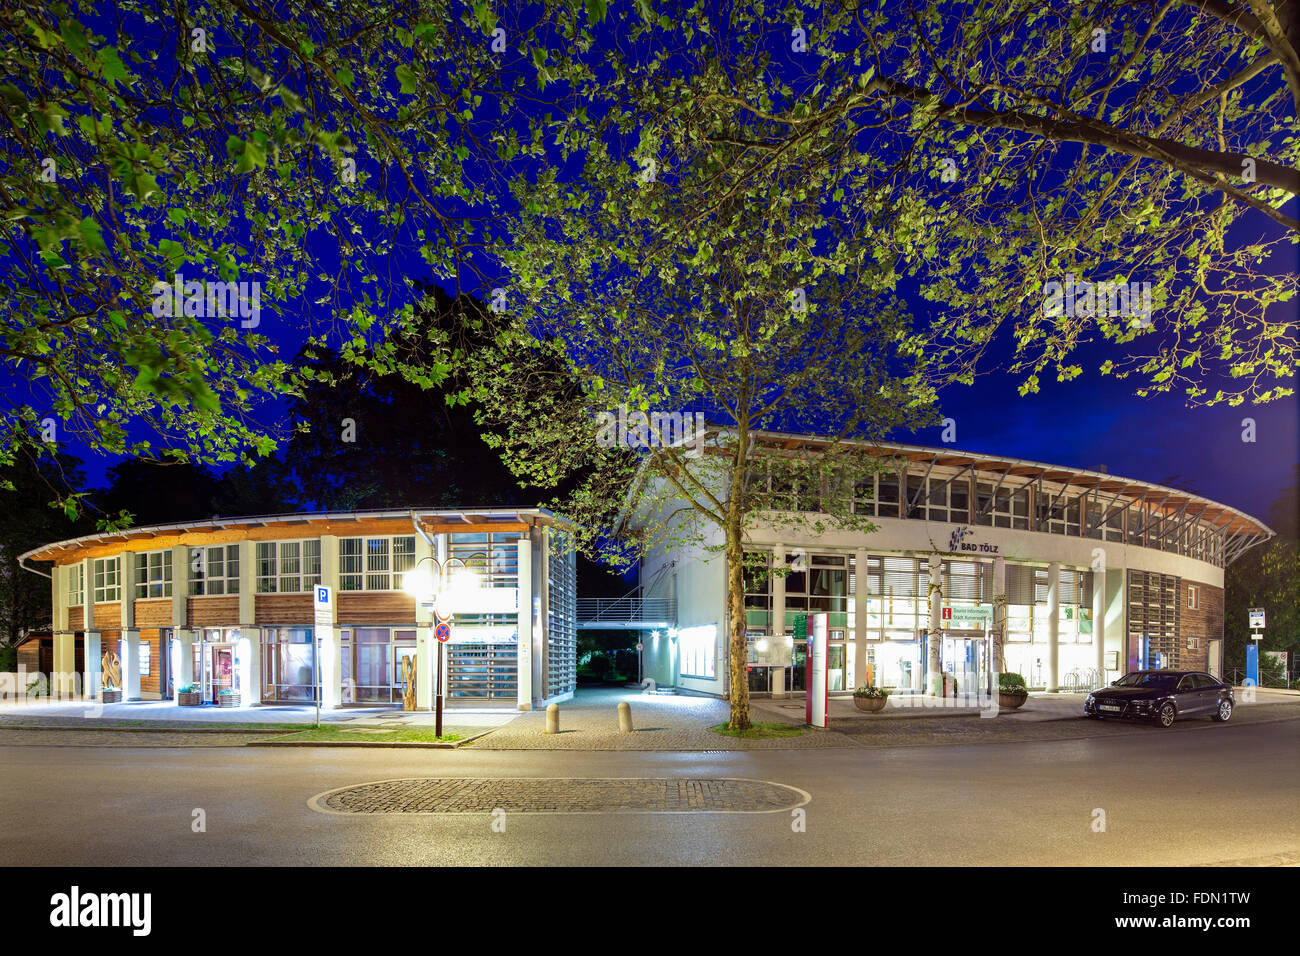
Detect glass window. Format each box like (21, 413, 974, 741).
(67, 564, 84, 605)
(92, 557, 121, 603)
(134, 550, 173, 599)
(339, 536, 417, 591)
(679, 624, 717, 679)
(255, 540, 321, 593)
(189, 544, 240, 595)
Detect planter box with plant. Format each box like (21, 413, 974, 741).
(217, 690, 241, 708)
(853, 683, 890, 713)
(177, 685, 202, 706)
(998, 673, 1029, 710)
(101, 687, 121, 704)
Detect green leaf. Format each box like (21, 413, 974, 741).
(78, 217, 108, 256)
(474, 3, 498, 33)
(585, 0, 608, 22)
(395, 64, 417, 94)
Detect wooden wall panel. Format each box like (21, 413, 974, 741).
(69, 607, 84, 630)
(187, 597, 240, 627)
(138, 629, 163, 696)
(134, 599, 172, 627)
(255, 594, 313, 627)
(92, 603, 121, 629)
(338, 593, 417, 624)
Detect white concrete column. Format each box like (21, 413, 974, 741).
(122, 631, 141, 699)
(170, 547, 188, 629)
(237, 541, 255, 626)
(516, 535, 533, 711)
(122, 553, 137, 629)
(318, 535, 340, 707)
(926, 558, 943, 695)
(52, 632, 76, 699)
(771, 544, 786, 633)
(415, 625, 435, 710)
(853, 548, 868, 689)
(319, 626, 341, 709)
(1093, 567, 1107, 676)
(82, 558, 95, 631)
(531, 532, 546, 704)
(237, 628, 260, 707)
(992, 556, 1007, 674)
(85, 631, 102, 698)
(1047, 561, 1061, 691)
(177, 629, 195, 690)
(52, 561, 67, 633)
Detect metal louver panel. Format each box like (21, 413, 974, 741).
(1006, 564, 1035, 604)
(882, 556, 920, 597)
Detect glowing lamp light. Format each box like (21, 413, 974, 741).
(402, 565, 438, 602)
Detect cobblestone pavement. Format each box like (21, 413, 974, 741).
(470, 687, 859, 750)
(0, 728, 270, 747)
(311, 776, 808, 813)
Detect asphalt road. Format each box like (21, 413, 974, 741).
(3, 716, 1297, 866)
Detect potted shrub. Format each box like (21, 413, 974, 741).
(101, 683, 122, 704)
(998, 672, 1029, 710)
(177, 684, 203, 706)
(217, 688, 241, 708)
(853, 683, 890, 713)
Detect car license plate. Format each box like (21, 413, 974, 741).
(1100, 704, 1121, 712)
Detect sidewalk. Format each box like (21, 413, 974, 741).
(0, 697, 518, 730)
(469, 687, 857, 750)
(752, 691, 1089, 724)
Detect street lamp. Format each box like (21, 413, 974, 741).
(402, 555, 470, 738)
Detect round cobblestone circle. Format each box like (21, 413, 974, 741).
(310, 776, 809, 814)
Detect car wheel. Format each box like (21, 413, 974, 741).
(1157, 703, 1176, 728)
(1213, 698, 1233, 722)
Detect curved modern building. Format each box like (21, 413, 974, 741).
(633, 434, 1273, 697)
(19, 508, 576, 710)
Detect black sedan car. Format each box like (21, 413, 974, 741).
(1084, 670, 1234, 727)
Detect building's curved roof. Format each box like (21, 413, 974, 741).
(18, 506, 562, 565)
(747, 430, 1274, 546)
(617, 428, 1273, 565)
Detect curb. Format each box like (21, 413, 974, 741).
(0, 722, 295, 734)
(248, 729, 496, 749)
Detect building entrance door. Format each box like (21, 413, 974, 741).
(941, 632, 988, 695)
(208, 646, 234, 703)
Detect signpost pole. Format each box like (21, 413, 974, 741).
(436, 639, 444, 739)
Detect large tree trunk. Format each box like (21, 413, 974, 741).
(726, 518, 751, 730)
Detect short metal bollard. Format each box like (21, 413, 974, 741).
(617, 700, 633, 733)
(545, 702, 560, 734)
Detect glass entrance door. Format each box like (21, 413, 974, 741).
(941, 636, 987, 695)
(827, 643, 846, 692)
(209, 646, 234, 703)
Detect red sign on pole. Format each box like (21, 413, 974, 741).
(942, 607, 952, 620)
(434, 621, 452, 643)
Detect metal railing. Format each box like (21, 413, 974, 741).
(575, 597, 677, 627)
(1061, 667, 1107, 693)
(1226, 668, 1297, 689)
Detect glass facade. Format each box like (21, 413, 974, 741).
(189, 544, 240, 595)
(134, 550, 173, 599)
(261, 628, 316, 701)
(745, 456, 1230, 567)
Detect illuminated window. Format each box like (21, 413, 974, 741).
(67, 564, 84, 605)
(189, 545, 240, 595)
(679, 624, 717, 679)
(92, 557, 121, 603)
(134, 550, 173, 599)
(339, 536, 416, 591)
(255, 540, 321, 593)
